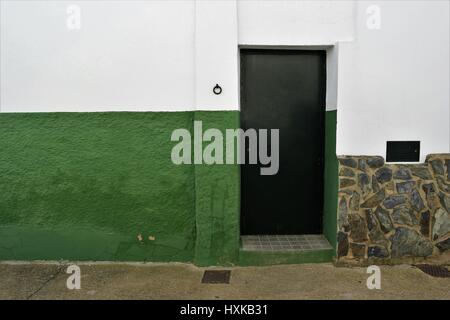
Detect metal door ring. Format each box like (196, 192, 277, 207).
(213, 84, 222, 95)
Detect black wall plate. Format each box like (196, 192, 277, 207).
(386, 141, 420, 162)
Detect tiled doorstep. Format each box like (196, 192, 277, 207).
(241, 234, 332, 252)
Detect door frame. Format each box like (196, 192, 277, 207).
(237, 45, 338, 245)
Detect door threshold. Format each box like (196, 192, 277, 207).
(241, 234, 332, 252)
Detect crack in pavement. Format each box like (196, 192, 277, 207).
(26, 264, 65, 300)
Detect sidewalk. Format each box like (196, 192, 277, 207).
(0, 262, 449, 300)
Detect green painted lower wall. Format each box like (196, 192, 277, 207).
(0, 110, 337, 265)
(238, 248, 334, 266)
(323, 110, 338, 253)
(0, 112, 199, 261)
(193, 111, 240, 266)
(0, 111, 241, 264)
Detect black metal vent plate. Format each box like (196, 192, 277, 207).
(414, 264, 450, 278)
(201, 270, 231, 284)
(386, 141, 420, 162)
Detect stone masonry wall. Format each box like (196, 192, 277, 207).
(337, 154, 450, 263)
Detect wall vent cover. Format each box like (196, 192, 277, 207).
(386, 141, 420, 162)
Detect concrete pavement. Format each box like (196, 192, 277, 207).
(0, 261, 449, 300)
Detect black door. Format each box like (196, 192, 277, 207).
(240, 49, 326, 235)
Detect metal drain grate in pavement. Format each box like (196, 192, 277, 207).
(414, 264, 450, 278)
(201, 270, 231, 284)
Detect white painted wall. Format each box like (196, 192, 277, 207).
(336, 1, 450, 160)
(237, 0, 355, 46)
(195, 0, 239, 110)
(0, 0, 196, 112)
(0, 0, 239, 112)
(1, 0, 449, 157)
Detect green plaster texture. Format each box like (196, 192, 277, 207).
(193, 111, 240, 266)
(0, 112, 197, 261)
(0, 110, 335, 265)
(323, 110, 338, 253)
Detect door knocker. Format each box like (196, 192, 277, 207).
(213, 84, 222, 95)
